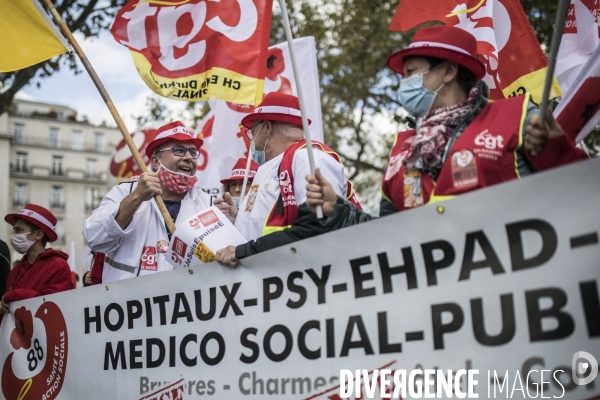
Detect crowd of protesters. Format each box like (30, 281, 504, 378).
(0, 26, 588, 313)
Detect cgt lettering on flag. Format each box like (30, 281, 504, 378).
(111, 0, 274, 105)
(389, 0, 562, 103)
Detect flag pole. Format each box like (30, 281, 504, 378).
(539, 0, 571, 122)
(40, 0, 176, 234)
(240, 153, 253, 207)
(278, 0, 324, 219)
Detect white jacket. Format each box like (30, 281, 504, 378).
(82, 181, 213, 282)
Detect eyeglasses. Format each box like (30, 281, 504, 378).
(155, 145, 200, 159)
(245, 121, 265, 141)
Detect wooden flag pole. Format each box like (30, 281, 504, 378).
(278, 0, 324, 219)
(539, 0, 571, 123)
(40, 0, 176, 234)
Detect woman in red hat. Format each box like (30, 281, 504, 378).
(220, 157, 259, 208)
(1, 204, 71, 315)
(305, 25, 587, 224)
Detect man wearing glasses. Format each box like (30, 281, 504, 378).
(83, 121, 213, 282)
(215, 93, 361, 267)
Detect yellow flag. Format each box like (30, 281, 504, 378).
(0, 0, 68, 72)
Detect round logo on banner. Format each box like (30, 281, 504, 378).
(1, 302, 68, 400)
(108, 128, 158, 188)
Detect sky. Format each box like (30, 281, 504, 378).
(16, 30, 190, 132)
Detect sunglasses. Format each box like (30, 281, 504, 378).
(155, 145, 200, 159)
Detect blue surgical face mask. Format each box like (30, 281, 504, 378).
(250, 122, 268, 165)
(399, 63, 445, 118)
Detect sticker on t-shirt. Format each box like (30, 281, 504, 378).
(140, 246, 158, 271)
(156, 240, 169, 253)
(451, 150, 478, 189)
(245, 184, 259, 212)
(385, 153, 405, 181)
(403, 169, 424, 208)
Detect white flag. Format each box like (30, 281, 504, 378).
(555, 0, 600, 93)
(193, 37, 324, 197)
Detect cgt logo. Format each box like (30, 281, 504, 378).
(572, 351, 598, 385)
(1, 302, 68, 400)
(172, 237, 188, 258)
(474, 130, 504, 150)
(140, 246, 158, 271)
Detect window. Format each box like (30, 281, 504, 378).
(86, 187, 100, 211)
(14, 183, 27, 207)
(15, 152, 28, 172)
(52, 156, 63, 175)
(86, 159, 98, 178)
(57, 112, 64, 121)
(71, 130, 83, 150)
(55, 218, 65, 243)
(49, 127, 60, 147)
(94, 132, 104, 152)
(51, 186, 64, 209)
(13, 123, 24, 143)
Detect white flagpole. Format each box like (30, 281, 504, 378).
(240, 154, 253, 206)
(278, 0, 324, 219)
(540, 0, 571, 121)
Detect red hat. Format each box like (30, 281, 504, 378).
(145, 121, 204, 159)
(387, 25, 486, 80)
(220, 157, 259, 185)
(5, 204, 58, 242)
(241, 92, 312, 129)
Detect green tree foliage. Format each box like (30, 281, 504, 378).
(0, 0, 127, 114)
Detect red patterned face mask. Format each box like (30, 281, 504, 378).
(157, 163, 198, 193)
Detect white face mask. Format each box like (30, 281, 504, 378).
(11, 232, 37, 254)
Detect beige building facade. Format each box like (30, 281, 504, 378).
(0, 99, 122, 278)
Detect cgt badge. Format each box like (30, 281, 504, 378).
(2, 302, 68, 400)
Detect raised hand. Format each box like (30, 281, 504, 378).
(305, 168, 337, 217)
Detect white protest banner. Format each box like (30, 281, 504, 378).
(166, 206, 246, 267)
(1, 160, 599, 399)
(193, 37, 323, 198)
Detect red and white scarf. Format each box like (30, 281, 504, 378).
(403, 86, 479, 174)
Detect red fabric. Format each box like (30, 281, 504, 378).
(382, 95, 587, 211)
(90, 253, 105, 285)
(387, 25, 485, 79)
(526, 135, 589, 170)
(389, 0, 550, 101)
(5, 204, 58, 242)
(3, 249, 71, 303)
(241, 92, 312, 128)
(265, 140, 362, 230)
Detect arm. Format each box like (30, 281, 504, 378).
(3, 263, 72, 303)
(83, 173, 161, 253)
(0, 241, 10, 299)
(522, 105, 588, 171)
(235, 203, 329, 259)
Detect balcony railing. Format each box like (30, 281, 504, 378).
(50, 202, 65, 210)
(11, 137, 112, 153)
(13, 199, 28, 208)
(85, 203, 100, 212)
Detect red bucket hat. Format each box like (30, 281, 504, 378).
(145, 121, 204, 159)
(387, 25, 486, 80)
(241, 92, 312, 129)
(220, 157, 259, 185)
(5, 204, 58, 242)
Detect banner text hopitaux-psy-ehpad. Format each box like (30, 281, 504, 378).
(2, 160, 599, 399)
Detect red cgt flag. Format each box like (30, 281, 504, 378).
(389, 0, 562, 102)
(111, 0, 273, 105)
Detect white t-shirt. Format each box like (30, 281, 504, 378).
(235, 147, 348, 241)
